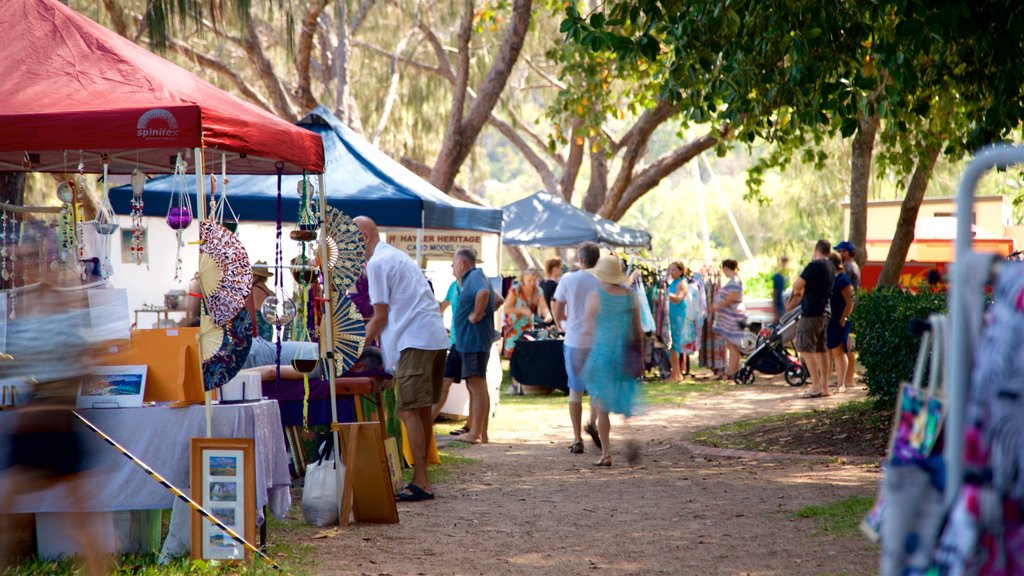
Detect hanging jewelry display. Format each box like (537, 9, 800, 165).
(261, 163, 295, 382)
(129, 168, 147, 265)
(54, 179, 77, 273)
(290, 175, 319, 426)
(1, 209, 9, 286)
(78, 158, 119, 280)
(165, 154, 193, 281)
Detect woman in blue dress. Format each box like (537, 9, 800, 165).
(826, 253, 855, 393)
(582, 256, 644, 467)
(666, 261, 688, 382)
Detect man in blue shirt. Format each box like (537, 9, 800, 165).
(452, 248, 503, 444)
(771, 255, 789, 322)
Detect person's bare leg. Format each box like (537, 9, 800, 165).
(845, 350, 857, 389)
(461, 376, 489, 444)
(417, 405, 435, 482)
(726, 342, 740, 377)
(813, 352, 829, 396)
(596, 409, 612, 464)
(399, 408, 431, 492)
(669, 351, 682, 382)
(66, 473, 111, 576)
(831, 348, 848, 392)
(569, 400, 583, 443)
(431, 378, 454, 420)
(802, 352, 820, 395)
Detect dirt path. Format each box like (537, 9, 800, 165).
(293, 378, 881, 576)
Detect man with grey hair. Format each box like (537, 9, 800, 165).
(552, 241, 603, 454)
(356, 216, 449, 501)
(451, 247, 503, 444)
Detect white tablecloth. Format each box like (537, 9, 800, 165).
(0, 400, 291, 519)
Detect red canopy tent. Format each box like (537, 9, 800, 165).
(0, 0, 324, 175)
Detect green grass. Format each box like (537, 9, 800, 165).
(400, 448, 480, 486)
(689, 412, 795, 450)
(795, 495, 875, 537)
(2, 555, 285, 575)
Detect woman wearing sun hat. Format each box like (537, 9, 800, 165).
(580, 255, 644, 467)
(250, 260, 275, 340)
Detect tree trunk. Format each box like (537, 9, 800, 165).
(429, 0, 533, 193)
(0, 173, 26, 207)
(848, 114, 879, 267)
(582, 142, 608, 213)
(296, 1, 328, 114)
(875, 145, 941, 288)
(333, 2, 364, 133)
(559, 124, 585, 202)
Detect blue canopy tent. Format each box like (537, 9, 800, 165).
(502, 191, 651, 248)
(109, 105, 502, 233)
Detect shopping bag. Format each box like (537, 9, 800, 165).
(302, 440, 344, 527)
(890, 314, 947, 464)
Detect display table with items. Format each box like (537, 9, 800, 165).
(509, 337, 569, 394)
(261, 370, 392, 427)
(0, 401, 290, 557)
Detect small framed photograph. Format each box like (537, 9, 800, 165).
(190, 438, 256, 562)
(76, 365, 148, 408)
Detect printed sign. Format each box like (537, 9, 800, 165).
(383, 228, 483, 262)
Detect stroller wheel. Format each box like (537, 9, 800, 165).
(785, 362, 808, 387)
(734, 367, 755, 386)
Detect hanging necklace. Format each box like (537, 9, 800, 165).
(165, 154, 193, 282)
(129, 168, 147, 266)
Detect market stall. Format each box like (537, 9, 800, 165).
(0, 0, 334, 563)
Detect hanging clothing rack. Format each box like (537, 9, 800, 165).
(947, 144, 1024, 507)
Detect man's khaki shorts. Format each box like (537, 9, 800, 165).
(395, 348, 446, 410)
(795, 316, 828, 353)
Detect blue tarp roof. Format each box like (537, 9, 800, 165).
(502, 191, 651, 248)
(109, 105, 503, 233)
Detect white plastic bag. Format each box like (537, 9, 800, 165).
(301, 443, 344, 527)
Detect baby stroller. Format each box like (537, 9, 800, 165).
(733, 305, 808, 386)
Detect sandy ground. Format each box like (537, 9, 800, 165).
(288, 378, 881, 576)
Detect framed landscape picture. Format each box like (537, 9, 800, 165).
(76, 365, 147, 408)
(190, 438, 256, 562)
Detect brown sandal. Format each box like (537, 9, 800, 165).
(592, 456, 612, 467)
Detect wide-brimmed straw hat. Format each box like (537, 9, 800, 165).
(590, 255, 627, 285)
(252, 260, 273, 279)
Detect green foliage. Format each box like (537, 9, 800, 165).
(851, 287, 947, 407)
(4, 554, 280, 575)
(795, 496, 876, 537)
(743, 270, 780, 300)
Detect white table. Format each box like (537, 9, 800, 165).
(0, 400, 291, 518)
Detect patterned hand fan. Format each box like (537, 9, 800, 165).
(199, 221, 253, 326)
(322, 207, 365, 294)
(320, 293, 366, 375)
(199, 308, 254, 391)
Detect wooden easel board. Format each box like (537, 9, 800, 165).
(334, 422, 399, 524)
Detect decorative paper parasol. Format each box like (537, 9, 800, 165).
(199, 309, 253, 391)
(322, 207, 364, 294)
(199, 221, 253, 326)
(321, 294, 366, 375)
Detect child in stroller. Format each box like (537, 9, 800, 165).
(732, 305, 808, 386)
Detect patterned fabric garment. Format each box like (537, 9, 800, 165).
(932, 262, 1024, 576)
(581, 288, 639, 417)
(681, 281, 704, 354)
(503, 283, 539, 356)
(713, 276, 747, 347)
(667, 277, 688, 353)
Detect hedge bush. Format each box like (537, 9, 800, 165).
(851, 287, 947, 407)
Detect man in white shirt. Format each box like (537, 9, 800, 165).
(552, 242, 603, 454)
(357, 216, 449, 502)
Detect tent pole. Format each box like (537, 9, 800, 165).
(195, 147, 212, 438)
(316, 172, 344, 525)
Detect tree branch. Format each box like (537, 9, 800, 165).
(244, 18, 298, 120)
(353, 39, 443, 76)
(601, 102, 679, 215)
(371, 29, 417, 145)
(582, 139, 608, 213)
(350, 0, 376, 34)
(613, 100, 679, 154)
(560, 121, 585, 201)
(487, 115, 560, 195)
(400, 157, 489, 205)
(608, 128, 724, 221)
(101, 0, 130, 36)
(296, 1, 329, 113)
(166, 37, 275, 112)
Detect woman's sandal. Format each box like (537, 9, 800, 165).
(592, 456, 612, 467)
(449, 426, 470, 436)
(395, 483, 435, 502)
(569, 440, 584, 454)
